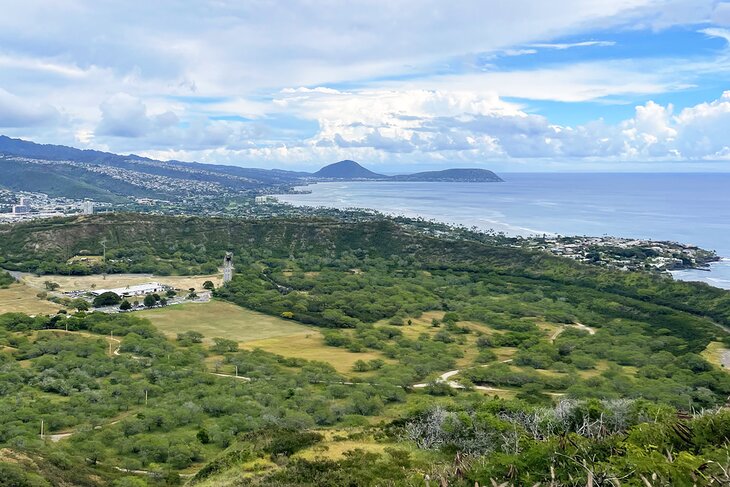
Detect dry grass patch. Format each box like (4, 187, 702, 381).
(19, 272, 224, 293)
(702, 341, 729, 369)
(244, 331, 387, 374)
(139, 300, 305, 344)
(294, 430, 390, 460)
(0, 283, 62, 315)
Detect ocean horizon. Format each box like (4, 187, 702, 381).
(276, 173, 730, 290)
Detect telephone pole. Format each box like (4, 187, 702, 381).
(101, 239, 107, 280)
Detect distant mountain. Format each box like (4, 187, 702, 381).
(310, 160, 503, 182)
(312, 160, 386, 179)
(392, 168, 503, 182)
(0, 136, 503, 203)
(0, 136, 306, 202)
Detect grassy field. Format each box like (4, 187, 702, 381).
(702, 341, 730, 369)
(294, 429, 392, 460)
(0, 283, 63, 315)
(19, 272, 224, 292)
(244, 331, 389, 374)
(141, 299, 388, 374)
(138, 300, 305, 343)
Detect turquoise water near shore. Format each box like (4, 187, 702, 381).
(276, 173, 730, 290)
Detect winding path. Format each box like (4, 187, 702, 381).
(412, 359, 513, 392)
(549, 322, 596, 343)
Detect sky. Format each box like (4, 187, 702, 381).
(2, 1, 730, 172)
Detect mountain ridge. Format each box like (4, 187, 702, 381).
(312, 159, 387, 179)
(313, 160, 503, 182)
(0, 136, 503, 202)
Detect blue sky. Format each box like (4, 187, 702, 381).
(2, 1, 730, 171)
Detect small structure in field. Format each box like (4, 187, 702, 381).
(91, 282, 171, 299)
(223, 252, 234, 283)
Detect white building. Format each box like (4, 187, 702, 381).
(82, 201, 94, 215)
(12, 197, 31, 214)
(91, 282, 171, 298)
(254, 195, 275, 204)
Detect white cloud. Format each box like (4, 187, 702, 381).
(393, 60, 691, 102)
(0, 0, 729, 168)
(713, 2, 730, 26)
(529, 41, 616, 50)
(96, 93, 178, 138)
(0, 87, 60, 127)
(700, 27, 730, 43)
(261, 88, 730, 164)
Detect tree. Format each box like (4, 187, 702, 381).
(78, 440, 106, 465)
(177, 330, 204, 345)
(202, 280, 215, 290)
(143, 294, 156, 308)
(71, 298, 90, 312)
(44, 281, 60, 291)
(93, 291, 121, 307)
(212, 337, 238, 353)
(196, 429, 210, 444)
(119, 300, 132, 311)
(281, 311, 294, 319)
(187, 290, 198, 300)
(166, 289, 177, 298)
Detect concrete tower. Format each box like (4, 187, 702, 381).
(222, 252, 234, 283)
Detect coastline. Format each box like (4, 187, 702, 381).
(670, 258, 730, 290)
(273, 177, 730, 290)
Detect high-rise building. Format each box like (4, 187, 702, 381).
(82, 201, 94, 215)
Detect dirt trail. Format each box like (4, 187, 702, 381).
(550, 322, 596, 342)
(412, 359, 513, 391)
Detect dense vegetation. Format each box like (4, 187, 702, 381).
(1, 309, 729, 486)
(0, 311, 415, 485)
(0, 270, 13, 288)
(2, 214, 730, 327)
(1, 213, 730, 485)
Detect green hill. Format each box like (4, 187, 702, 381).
(1, 213, 730, 485)
(392, 168, 503, 182)
(313, 159, 387, 179)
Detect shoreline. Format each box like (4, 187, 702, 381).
(273, 181, 729, 289)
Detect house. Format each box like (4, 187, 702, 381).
(90, 282, 171, 298)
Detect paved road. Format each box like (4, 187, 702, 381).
(721, 349, 730, 369)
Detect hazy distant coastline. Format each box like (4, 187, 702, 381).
(276, 174, 730, 289)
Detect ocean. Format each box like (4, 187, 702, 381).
(275, 173, 730, 290)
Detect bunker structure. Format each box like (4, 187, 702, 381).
(223, 252, 234, 283)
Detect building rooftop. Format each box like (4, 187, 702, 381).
(91, 282, 169, 297)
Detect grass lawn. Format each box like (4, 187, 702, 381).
(0, 283, 63, 315)
(139, 300, 305, 343)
